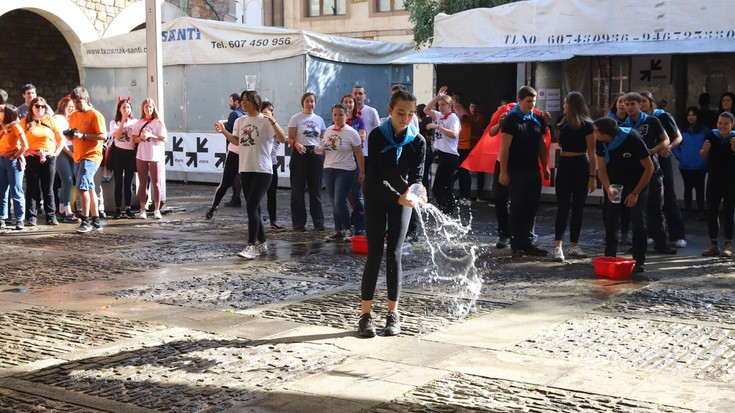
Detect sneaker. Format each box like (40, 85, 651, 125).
(314, 226, 326, 231)
(15, 221, 24, 230)
(270, 222, 284, 230)
(653, 244, 677, 255)
(256, 242, 268, 255)
(137, 211, 147, 220)
(0, 220, 5, 229)
(358, 313, 376, 338)
(675, 239, 688, 248)
(342, 229, 354, 242)
(292, 226, 306, 232)
(522, 246, 548, 256)
(62, 214, 81, 224)
(633, 264, 646, 273)
(91, 220, 103, 231)
(46, 216, 59, 226)
(125, 208, 135, 219)
(496, 237, 509, 249)
(236, 244, 259, 259)
(383, 311, 401, 336)
(458, 198, 471, 207)
(552, 246, 565, 262)
(113, 208, 122, 219)
(568, 246, 587, 258)
(153, 210, 162, 220)
(723, 242, 733, 258)
(76, 221, 93, 233)
(224, 199, 241, 207)
(27, 217, 37, 227)
(702, 243, 720, 257)
(98, 211, 107, 219)
(205, 207, 216, 219)
(325, 231, 343, 242)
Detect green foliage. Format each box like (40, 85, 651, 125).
(404, 0, 520, 48)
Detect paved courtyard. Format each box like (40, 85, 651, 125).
(0, 182, 733, 412)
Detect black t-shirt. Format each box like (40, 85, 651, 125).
(704, 130, 735, 178)
(558, 120, 594, 153)
(624, 114, 664, 170)
(653, 110, 679, 142)
(501, 110, 546, 173)
(596, 129, 650, 187)
(364, 127, 426, 203)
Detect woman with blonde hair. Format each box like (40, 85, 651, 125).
(21, 97, 62, 226)
(132, 98, 167, 219)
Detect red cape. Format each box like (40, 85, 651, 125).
(461, 103, 551, 186)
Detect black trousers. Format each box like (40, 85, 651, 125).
(604, 184, 650, 266)
(706, 177, 735, 240)
(25, 154, 57, 220)
(646, 169, 669, 248)
(454, 148, 471, 199)
(680, 168, 706, 212)
(659, 155, 686, 240)
(112, 148, 136, 208)
(509, 168, 541, 251)
(554, 156, 589, 243)
(493, 160, 510, 239)
(266, 162, 279, 224)
(212, 151, 240, 208)
(289, 148, 324, 229)
(432, 150, 459, 214)
(242, 172, 271, 245)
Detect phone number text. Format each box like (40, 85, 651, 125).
(504, 30, 735, 45)
(211, 37, 292, 49)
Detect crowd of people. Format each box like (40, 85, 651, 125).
(0, 84, 167, 233)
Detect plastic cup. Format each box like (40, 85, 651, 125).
(406, 183, 426, 204)
(245, 75, 257, 90)
(610, 184, 623, 203)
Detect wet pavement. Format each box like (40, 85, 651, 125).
(0, 182, 733, 412)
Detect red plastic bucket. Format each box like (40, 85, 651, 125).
(351, 235, 368, 254)
(592, 256, 636, 279)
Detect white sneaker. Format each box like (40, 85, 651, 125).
(236, 244, 259, 259)
(137, 211, 147, 219)
(552, 246, 565, 262)
(153, 210, 162, 220)
(256, 242, 268, 254)
(568, 246, 587, 258)
(342, 229, 353, 242)
(675, 239, 688, 248)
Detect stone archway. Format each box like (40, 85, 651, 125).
(0, 0, 98, 107)
(104, 1, 185, 38)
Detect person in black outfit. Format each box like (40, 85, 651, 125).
(621, 92, 676, 254)
(358, 89, 426, 338)
(594, 117, 654, 273)
(700, 112, 735, 257)
(206, 93, 245, 218)
(498, 86, 549, 256)
(698, 93, 719, 129)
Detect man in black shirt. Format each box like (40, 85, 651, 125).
(594, 117, 654, 273)
(498, 86, 549, 255)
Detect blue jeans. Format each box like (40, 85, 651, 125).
(349, 167, 365, 232)
(0, 157, 25, 221)
(56, 151, 74, 207)
(324, 167, 354, 231)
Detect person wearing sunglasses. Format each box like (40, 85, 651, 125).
(20, 97, 62, 226)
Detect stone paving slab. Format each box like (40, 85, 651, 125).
(0, 386, 107, 413)
(513, 313, 735, 384)
(12, 331, 349, 413)
(365, 372, 696, 413)
(0, 306, 166, 369)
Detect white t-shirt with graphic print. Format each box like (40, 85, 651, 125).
(109, 118, 138, 151)
(233, 114, 277, 174)
(322, 125, 361, 171)
(288, 112, 326, 147)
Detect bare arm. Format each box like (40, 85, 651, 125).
(585, 132, 597, 193)
(498, 132, 512, 185)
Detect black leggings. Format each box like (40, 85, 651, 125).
(212, 151, 239, 208)
(680, 169, 706, 212)
(267, 162, 279, 223)
(242, 172, 272, 245)
(361, 191, 411, 302)
(432, 150, 459, 214)
(706, 177, 735, 240)
(554, 156, 589, 242)
(25, 154, 57, 220)
(112, 148, 137, 208)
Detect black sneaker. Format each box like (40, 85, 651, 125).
(383, 311, 401, 336)
(77, 221, 93, 233)
(224, 199, 241, 207)
(522, 246, 548, 256)
(633, 264, 646, 273)
(125, 208, 135, 219)
(653, 244, 677, 255)
(205, 206, 216, 219)
(358, 313, 376, 338)
(496, 237, 509, 249)
(91, 220, 103, 231)
(113, 208, 123, 219)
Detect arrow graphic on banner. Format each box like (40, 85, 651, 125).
(215, 152, 226, 168)
(197, 137, 209, 153)
(640, 59, 662, 82)
(186, 152, 198, 167)
(173, 136, 184, 152)
(165, 151, 173, 166)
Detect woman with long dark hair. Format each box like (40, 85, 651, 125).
(552, 92, 596, 261)
(109, 98, 138, 219)
(672, 107, 708, 215)
(53, 96, 78, 223)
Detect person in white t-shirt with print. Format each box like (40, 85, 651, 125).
(215, 90, 286, 259)
(424, 86, 460, 214)
(321, 103, 364, 242)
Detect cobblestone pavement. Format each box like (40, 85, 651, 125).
(0, 182, 733, 412)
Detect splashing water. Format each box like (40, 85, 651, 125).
(414, 203, 483, 318)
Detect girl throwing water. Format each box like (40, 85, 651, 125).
(358, 89, 426, 338)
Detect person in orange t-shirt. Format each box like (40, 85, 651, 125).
(0, 104, 29, 230)
(20, 97, 63, 226)
(67, 86, 107, 233)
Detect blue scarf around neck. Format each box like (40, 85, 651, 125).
(509, 105, 541, 127)
(607, 111, 626, 124)
(712, 129, 735, 143)
(603, 127, 631, 163)
(379, 119, 417, 164)
(652, 108, 666, 117)
(621, 110, 647, 130)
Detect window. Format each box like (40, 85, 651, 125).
(377, 0, 407, 12)
(308, 0, 346, 17)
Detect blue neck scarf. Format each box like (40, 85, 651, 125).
(712, 129, 735, 143)
(652, 109, 666, 117)
(603, 127, 631, 163)
(509, 105, 541, 127)
(607, 111, 626, 124)
(379, 119, 417, 164)
(622, 110, 647, 130)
